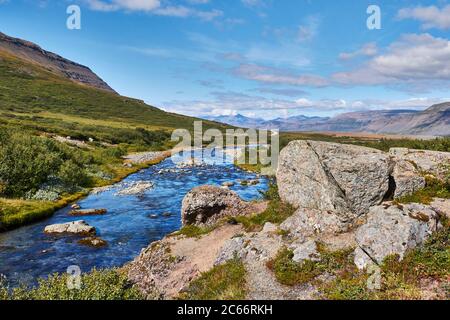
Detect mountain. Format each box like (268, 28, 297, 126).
(262, 115, 330, 131)
(204, 114, 267, 128)
(319, 104, 449, 136)
(204, 114, 330, 131)
(0, 32, 115, 93)
(0, 32, 229, 140)
(203, 104, 450, 136)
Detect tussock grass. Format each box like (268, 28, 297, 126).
(179, 259, 246, 300)
(267, 244, 355, 287)
(234, 184, 296, 232)
(172, 225, 217, 239)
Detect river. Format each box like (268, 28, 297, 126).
(0, 148, 269, 286)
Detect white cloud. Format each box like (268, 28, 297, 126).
(85, 0, 160, 12)
(241, 0, 265, 7)
(84, 0, 222, 20)
(187, 0, 210, 4)
(339, 42, 378, 60)
(398, 5, 450, 30)
(297, 15, 320, 42)
(234, 63, 329, 87)
(333, 33, 450, 90)
(163, 93, 448, 118)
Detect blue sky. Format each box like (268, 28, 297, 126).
(1, 0, 449, 119)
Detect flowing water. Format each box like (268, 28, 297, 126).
(0, 149, 269, 286)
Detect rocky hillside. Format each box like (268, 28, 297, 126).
(0, 32, 115, 93)
(125, 142, 450, 300)
(0, 35, 230, 137)
(205, 103, 450, 137)
(328, 103, 450, 136)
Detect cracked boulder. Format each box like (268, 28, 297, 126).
(277, 140, 393, 221)
(354, 203, 441, 270)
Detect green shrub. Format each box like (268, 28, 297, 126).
(0, 269, 143, 300)
(267, 244, 356, 287)
(58, 160, 90, 190)
(0, 129, 96, 197)
(0, 130, 62, 196)
(267, 248, 321, 286)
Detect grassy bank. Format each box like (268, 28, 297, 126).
(0, 127, 171, 231)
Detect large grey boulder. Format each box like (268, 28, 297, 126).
(390, 148, 450, 179)
(354, 203, 441, 269)
(44, 220, 96, 235)
(392, 160, 426, 199)
(277, 140, 392, 221)
(181, 185, 259, 226)
(276, 141, 352, 218)
(280, 208, 348, 238)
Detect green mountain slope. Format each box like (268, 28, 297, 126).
(0, 49, 228, 140)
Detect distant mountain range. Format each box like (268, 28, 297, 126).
(0, 32, 115, 93)
(204, 103, 450, 137)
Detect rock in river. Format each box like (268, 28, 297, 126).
(78, 236, 107, 248)
(115, 181, 154, 196)
(44, 220, 96, 235)
(69, 209, 107, 216)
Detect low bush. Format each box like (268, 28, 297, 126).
(0, 268, 143, 300)
(0, 128, 91, 197)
